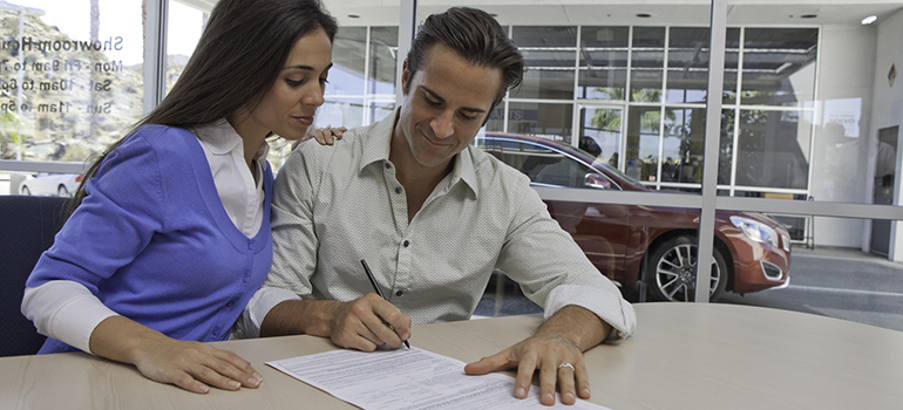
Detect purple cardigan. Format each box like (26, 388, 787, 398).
(27, 125, 273, 353)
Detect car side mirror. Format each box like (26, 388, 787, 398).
(584, 173, 611, 189)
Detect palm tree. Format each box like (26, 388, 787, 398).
(590, 87, 673, 135)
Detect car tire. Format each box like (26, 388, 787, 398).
(58, 185, 69, 197)
(21, 185, 31, 196)
(644, 236, 728, 302)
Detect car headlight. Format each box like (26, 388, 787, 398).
(730, 216, 780, 249)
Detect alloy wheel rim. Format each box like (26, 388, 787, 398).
(654, 244, 721, 302)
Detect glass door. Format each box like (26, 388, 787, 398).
(578, 105, 625, 170)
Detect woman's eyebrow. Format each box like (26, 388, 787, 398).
(283, 62, 334, 71)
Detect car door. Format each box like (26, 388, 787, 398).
(492, 138, 631, 283)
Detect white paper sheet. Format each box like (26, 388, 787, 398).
(267, 347, 612, 410)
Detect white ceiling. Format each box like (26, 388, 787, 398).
(175, 0, 903, 27)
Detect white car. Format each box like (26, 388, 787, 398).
(20, 173, 82, 197)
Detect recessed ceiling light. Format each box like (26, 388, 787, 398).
(862, 15, 878, 25)
(348, 14, 360, 19)
(636, 13, 651, 18)
(800, 14, 817, 19)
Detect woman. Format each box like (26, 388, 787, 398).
(21, 0, 339, 394)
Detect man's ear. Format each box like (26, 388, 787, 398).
(401, 59, 410, 94)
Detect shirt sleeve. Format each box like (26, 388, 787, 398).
(495, 179, 636, 342)
(21, 281, 120, 354)
(236, 145, 321, 337)
(232, 285, 301, 338)
(266, 146, 321, 294)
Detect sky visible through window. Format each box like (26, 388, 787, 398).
(18, 0, 202, 65)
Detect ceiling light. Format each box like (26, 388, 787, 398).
(800, 14, 817, 19)
(862, 15, 878, 25)
(348, 14, 360, 19)
(636, 13, 651, 18)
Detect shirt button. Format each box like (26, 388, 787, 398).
(395, 187, 402, 194)
(403, 240, 410, 247)
(227, 301, 235, 308)
(395, 290, 404, 297)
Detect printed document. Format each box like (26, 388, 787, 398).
(267, 347, 611, 410)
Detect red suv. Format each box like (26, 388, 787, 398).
(477, 132, 791, 302)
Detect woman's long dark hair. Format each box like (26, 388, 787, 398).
(68, 0, 337, 215)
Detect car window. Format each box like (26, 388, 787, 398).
(498, 141, 592, 188)
(476, 139, 505, 162)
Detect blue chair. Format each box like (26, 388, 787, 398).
(0, 195, 70, 356)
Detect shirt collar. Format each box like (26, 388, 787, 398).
(195, 118, 269, 160)
(359, 109, 478, 198)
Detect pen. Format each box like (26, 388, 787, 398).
(360, 259, 411, 349)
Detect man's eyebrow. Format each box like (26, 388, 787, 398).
(419, 85, 487, 113)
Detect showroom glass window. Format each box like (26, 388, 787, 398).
(0, 0, 144, 165)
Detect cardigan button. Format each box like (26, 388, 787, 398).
(395, 187, 403, 194)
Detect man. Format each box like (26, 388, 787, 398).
(238, 7, 636, 406)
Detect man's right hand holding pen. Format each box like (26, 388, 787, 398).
(258, 259, 412, 351)
(326, 293, 412, 351)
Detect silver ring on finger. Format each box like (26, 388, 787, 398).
(558, 362, 575, 372)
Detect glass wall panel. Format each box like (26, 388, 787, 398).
(662, 107, 705, 184)
(367, 100, 395, 125)
(579, 106, 622, 166)
(734, 108, 811, 190)
(319, 97, 365, 132)
(0, 0, 145, 171)
(713, 214, 903, 333)
(166, 1, 206, 94)
(740, 28, 817, 108)
(629, 26, 665, 103)
(666, 27, 709, 104)
(506, 102, 572, 141)
(625, 105, 661, 182)
(368, 26, 397, 95)
(486, 105, 504, 133)
(723, 28, 741, 105)
(329, 26, 367, 96)
(718, 109, 735, 185)
(13, 171, 82, 197)
(578, 26, 629, 101)
(511, 26, 576, 100)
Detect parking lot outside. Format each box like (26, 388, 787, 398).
(476, 246, 903, 333)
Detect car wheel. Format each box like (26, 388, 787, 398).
(58, 185, 70, 197)
(644, 236, 728, 302)
(21, 185, 31, 195)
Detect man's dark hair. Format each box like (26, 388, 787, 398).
(404, 7, 525, 111)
